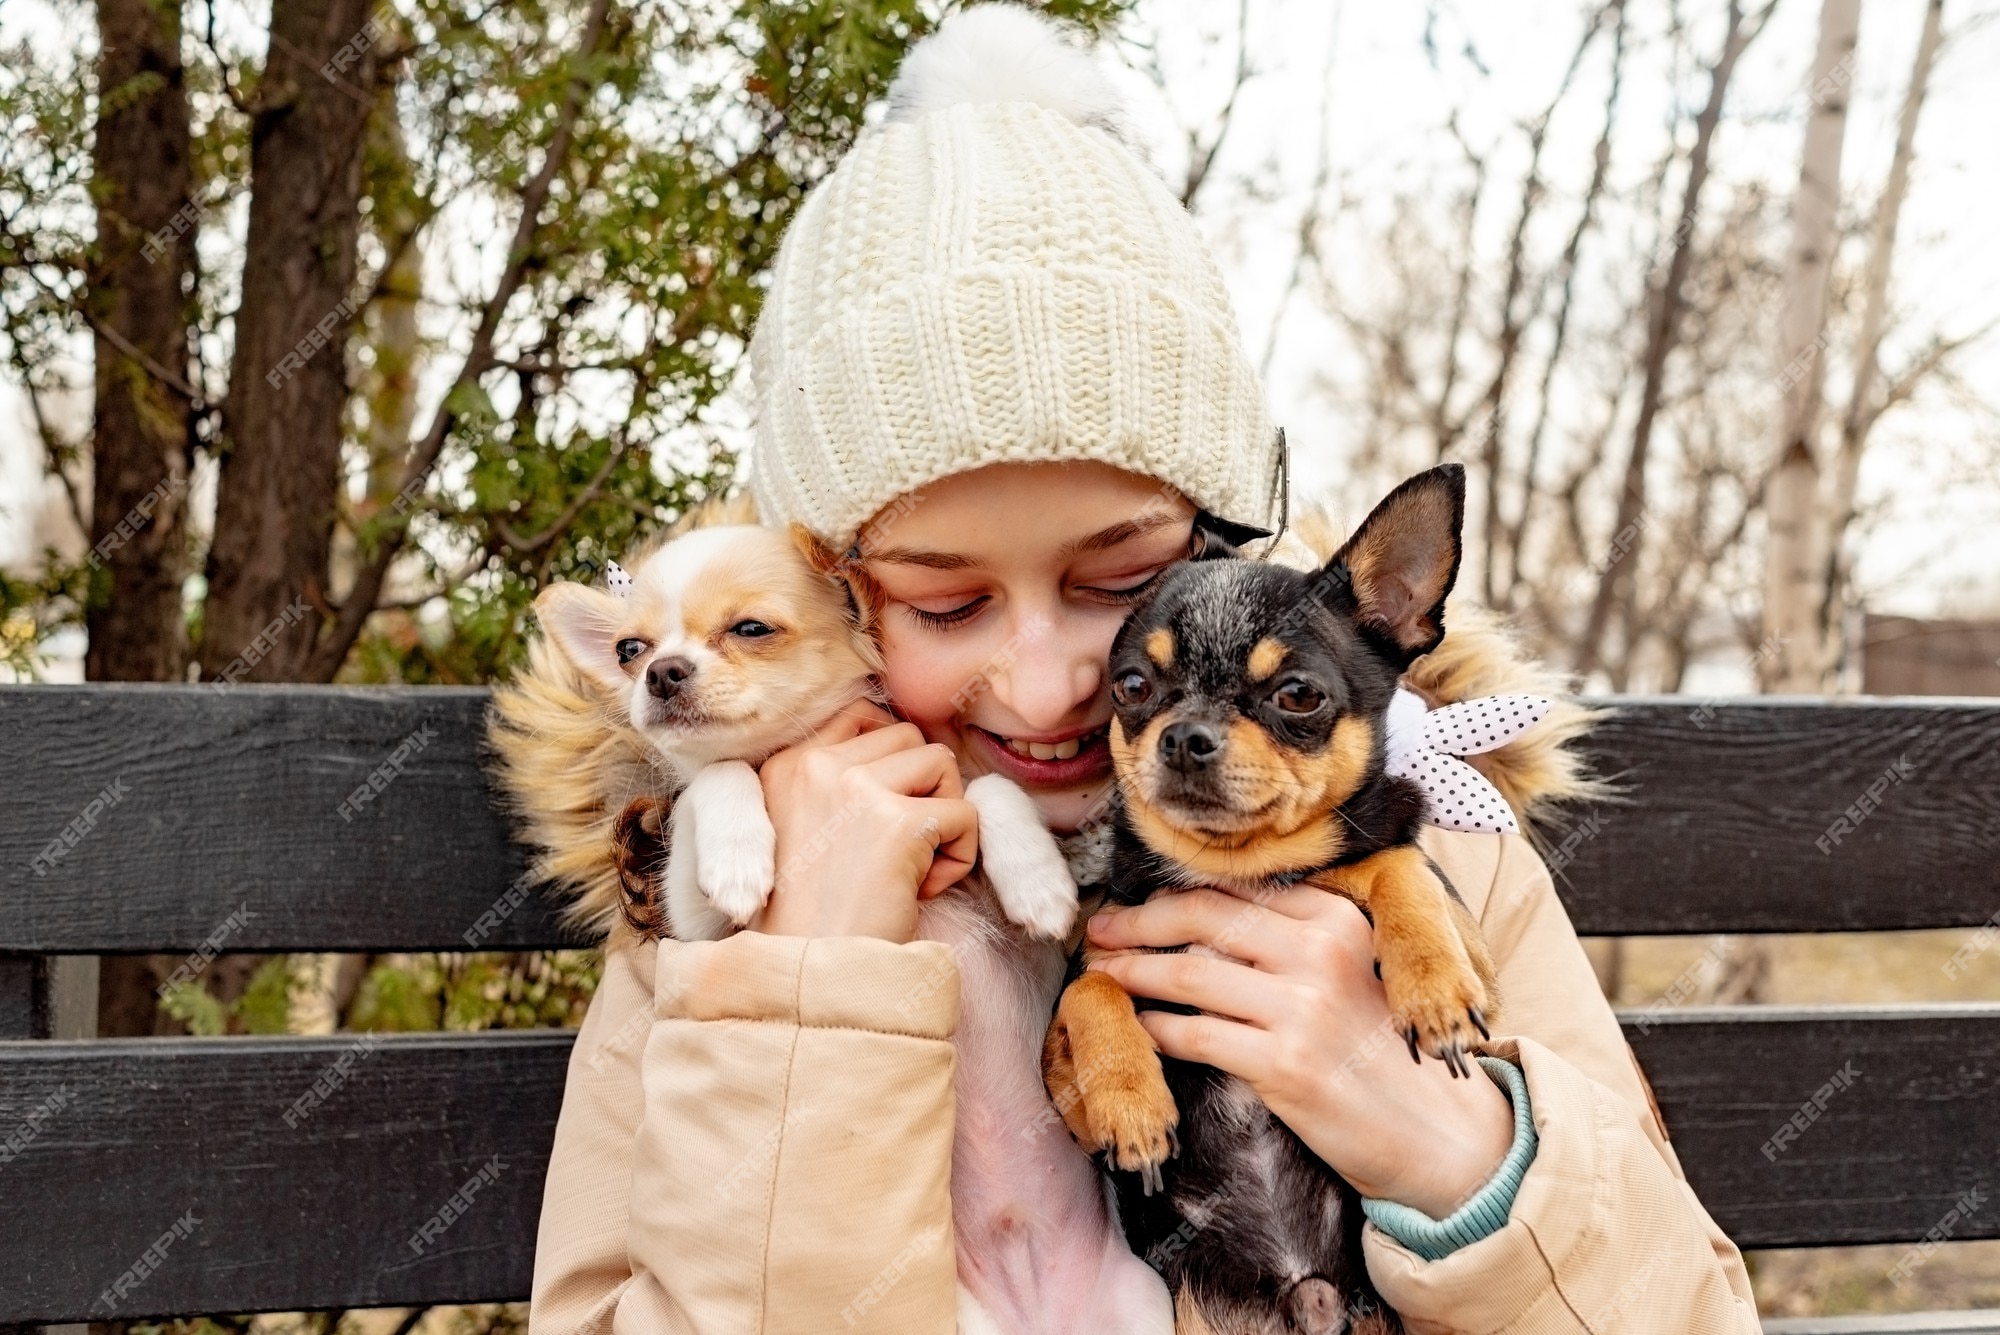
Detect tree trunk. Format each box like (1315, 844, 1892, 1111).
(1761, 0, 1862, 693)
(86, 0, 196, 684)
(88, 0, 201, 1048)
(1821, 0, 1945, 676)
(202, 0, 381, 683)
(1573, 0, 1771, 680)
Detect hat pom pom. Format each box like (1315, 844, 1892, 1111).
(886, 4, 1126, 137)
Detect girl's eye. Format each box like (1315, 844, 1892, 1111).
(1083, 566, 1168, 601)
(1273, 680, 1323, 714)
(729, 619, 777, 638)
(615, 638, 648, 665)
(907, 597, 987, 630)
(1112, 670, 1152, 706)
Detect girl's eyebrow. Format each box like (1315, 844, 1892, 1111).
(864, 511, 1184, 569)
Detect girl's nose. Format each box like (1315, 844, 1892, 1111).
(984, 608, 1104, 730)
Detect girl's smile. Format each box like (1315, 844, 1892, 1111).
(856, 460, 1197, 833)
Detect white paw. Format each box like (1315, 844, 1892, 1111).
(699, 833, 774, 927)
(684, 760, 776, 928)
(966, 774, 1078, 940)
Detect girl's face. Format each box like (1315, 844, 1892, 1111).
(857, 461, 1196, 834)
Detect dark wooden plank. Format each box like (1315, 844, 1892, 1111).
(3, 688, 1997, 945)
(1, 1009, 1996, 1320)
(0, 685, 586, 952)
(0, 1030, 570, 1323)
(1625, 1005, 2000, 1249)
(1766, 1317, 2000, 1334)
(0, 954, 43, 1039)
(1560, 697, 2000, 935)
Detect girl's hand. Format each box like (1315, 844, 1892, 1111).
(1085, 885, 1515, 1218)
(752, 700, 978, 943)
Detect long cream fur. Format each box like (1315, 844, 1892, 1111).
(486, 493, 758, 943)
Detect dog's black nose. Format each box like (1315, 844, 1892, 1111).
(646, 655, 696, 700)
(1158, 721, 1222, 772)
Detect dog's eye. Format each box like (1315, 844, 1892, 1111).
(1112, 671, 1152, 706)
(1273, 680, 1323, 714)
(729, 619, 776, 638)
(615, 638, 648, 665)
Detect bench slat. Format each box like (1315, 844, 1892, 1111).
(2, 1008, 1997, 1322)
(1765, 1317, 2000, 1334)
(1566, 697, 2000, 934)
(4, 688, 1997, 949)
(0, 685, 580, 952)
(0, 1030, 569, 1323)
(1627, 1005, 2000, 1249)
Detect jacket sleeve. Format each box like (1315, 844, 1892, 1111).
(1361, 831, 1763, 1334)
(530, 930, 962, 1335)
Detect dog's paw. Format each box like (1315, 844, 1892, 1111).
(965, 774, 1078, 940)
(1383, 950, 1491, 1079)
(698, 836, 774, 927)
(1082, 1062, 1181, 1195)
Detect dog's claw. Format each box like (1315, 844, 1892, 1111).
(1469, 1006, 1490, 1042)
(1166, 1123, 1181, 1159)
(1140, 1161, 1164, 1197)
(1406, 1027, 1422, 1064)
(1374, 958, 1383, 980)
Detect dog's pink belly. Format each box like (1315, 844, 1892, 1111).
(919, 896, 1172, 1334)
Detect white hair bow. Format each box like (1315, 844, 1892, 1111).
(605, 560, 632, 598)
(1384, 688, 1552, 835)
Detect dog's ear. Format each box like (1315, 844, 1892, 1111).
(1316, 464, 1465, 666)
(535, 582, 632, 692)
(1190, 521, 1240, 562)
(789, 522, 888, 640)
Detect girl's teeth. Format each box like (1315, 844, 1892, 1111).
(1002, 730, 1093, 760)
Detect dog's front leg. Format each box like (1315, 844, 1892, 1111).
(1312, 847, 1494, 1075)
(680, 760, 775, 930)
(1047, 961, 1179, 1194)
(965, 774, 1078, 940)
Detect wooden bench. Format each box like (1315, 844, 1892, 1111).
(1, 684, 1995, 1332)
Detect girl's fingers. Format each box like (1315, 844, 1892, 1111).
(1088, 951, 1289, 1029)
(906, 796, 979, 898)
(1085, 889, 1293, 969)
(1195, 879, 1364, 931)
(820, 718, 933, 767)
(805, 698, 898, 746)
(861, 740, 965, 801)
(1134, 1009, 1274, 1088)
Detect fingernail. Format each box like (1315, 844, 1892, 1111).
(1086, 912, 1111, 935)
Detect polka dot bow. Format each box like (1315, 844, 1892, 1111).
(605, 560, 632, 599)
(1384, 688, 1553, 835)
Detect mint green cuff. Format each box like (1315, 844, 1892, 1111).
(1360, 1056, 1537, 1261)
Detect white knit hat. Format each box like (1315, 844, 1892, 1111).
(746, 3, 1284, 551)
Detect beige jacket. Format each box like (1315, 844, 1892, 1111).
(528, 821, 1760, 1334)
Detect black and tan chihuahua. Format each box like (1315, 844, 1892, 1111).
(1043, 464, 1501, 1335)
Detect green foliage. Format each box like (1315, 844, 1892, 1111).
(159, 956, 296, 1036)
(1, 0, 1135, 682)
(347, 950, 601, 1032)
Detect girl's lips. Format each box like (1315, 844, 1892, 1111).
(969, 724, 1112, 787)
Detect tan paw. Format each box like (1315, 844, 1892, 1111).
(1383, 949, 1491, 1078)
(1080, 1062, 1181, 1194)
